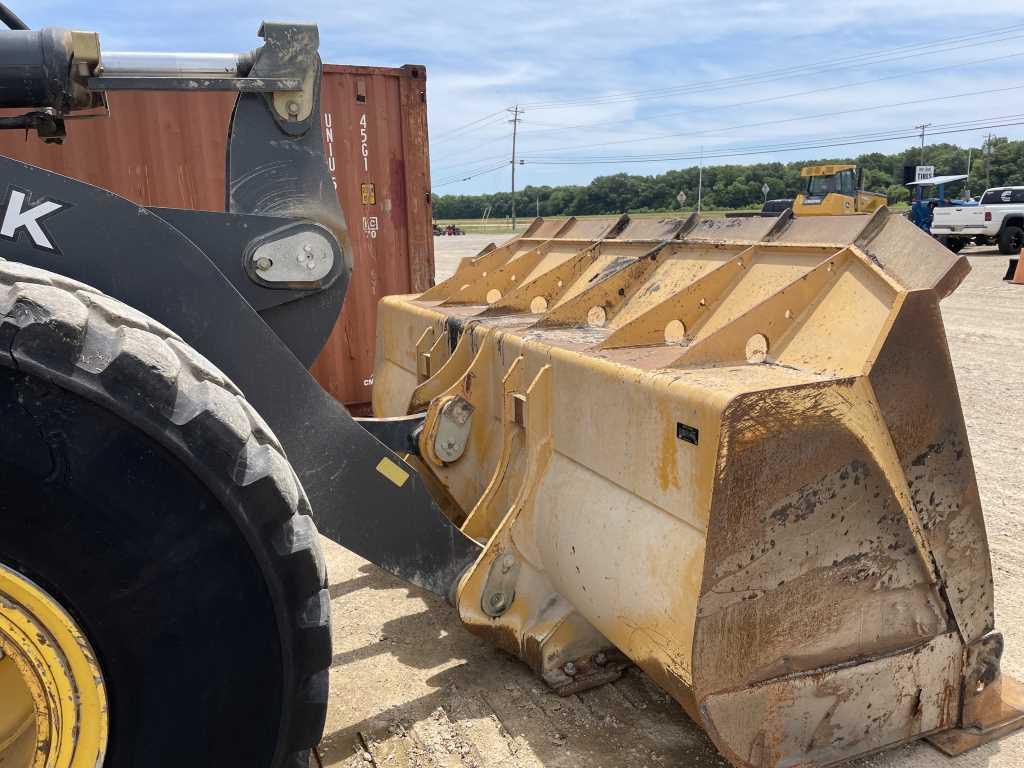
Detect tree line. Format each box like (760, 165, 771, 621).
(432, 137, 1024, 219)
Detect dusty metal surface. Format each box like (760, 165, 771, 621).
(0, 62, 433, 407)
(371, 212, 1023, 767)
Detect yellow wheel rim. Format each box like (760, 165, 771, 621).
(0, 562, 108, 768)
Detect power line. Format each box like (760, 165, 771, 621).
(428, 26, 1024, 190)
(523, 26, 1024, 108)
(429, 25, 1024, 163)
(430, 61, 1024, 174)
(431, 135, 510, 172)
(519, 24, 1024, 110)
(511, 50, 1024, 140)
(432, 110, 507, 140)
(430, 118, 1023, 191)
(432, 160, 506, 185)
(525, 114, 1024, 163)
(431, 152, 512, 176)
(431, 114, 510, 144)
(520, 115, 1024, 166)
(520, 82, 1024, 157)
(431, 114, 510, 147)
(432, 161, 510, 188)
(432, 155, 508, 175)
(432, 163, 509, 188)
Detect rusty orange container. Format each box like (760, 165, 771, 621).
(0, 63, 434, 409)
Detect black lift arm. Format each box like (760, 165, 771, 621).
(0, 18, 481, 595)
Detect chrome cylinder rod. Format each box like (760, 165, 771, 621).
(100, 51, 253, 77)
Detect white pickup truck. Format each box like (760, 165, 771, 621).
(931, 186, 1024, 254)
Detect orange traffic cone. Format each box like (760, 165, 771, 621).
(1012, 248, 1024, 284)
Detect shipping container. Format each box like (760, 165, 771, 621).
(0, 63, 434, 409)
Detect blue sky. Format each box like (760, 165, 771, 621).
(25, 1, 1024, 194)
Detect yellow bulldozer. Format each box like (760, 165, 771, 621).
(793, 163, 888, 215)
(0, 6, 1022, 768)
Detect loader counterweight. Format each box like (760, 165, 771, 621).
(371, 210, 1024, 768)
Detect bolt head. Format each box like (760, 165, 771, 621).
(255, 257, 273, 271)
(303, 243, 314, 253)
(594, 652, 608, 666)
(489, 592, 506, 610)
(305, 260, 316, 271)
(287, 100, 301, 115)
(562, 662, 577, 676)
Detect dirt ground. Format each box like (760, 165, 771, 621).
(316, 234, 1024, 768)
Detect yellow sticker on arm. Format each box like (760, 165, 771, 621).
(376, 457, 409, 487)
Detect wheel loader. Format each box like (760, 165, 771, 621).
(0, 8, 1022, 768)
(793, 164, 887, 216)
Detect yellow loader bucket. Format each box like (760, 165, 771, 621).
(371, 209, 1024, 767)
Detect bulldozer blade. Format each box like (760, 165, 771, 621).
(370, 211, 1023, 767)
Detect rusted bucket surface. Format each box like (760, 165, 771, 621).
(371, 211, 1020, 767)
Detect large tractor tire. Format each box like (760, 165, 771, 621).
(0, 261, 331, 767)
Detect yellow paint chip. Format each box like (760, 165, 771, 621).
(376, 457, 409, 487)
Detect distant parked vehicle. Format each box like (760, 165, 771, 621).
(761, 198, 793, 216)
(433, 222, 465, 236)
(930, 186, 1024, 254)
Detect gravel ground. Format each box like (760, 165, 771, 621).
(316, 235, 1024, 768)
(431, 233, 499, 282)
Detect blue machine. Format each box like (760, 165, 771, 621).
(906, 174, 972, 231)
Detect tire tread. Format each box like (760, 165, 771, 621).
(0, 261, 330, 764)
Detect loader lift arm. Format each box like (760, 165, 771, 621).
(0, 18, 480, 595)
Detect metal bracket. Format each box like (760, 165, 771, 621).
(928, 632, 1024, 756)
(429, 395, 474, 463)
(253, 22, 319, 127)
(481, 552, 520, 617)
(0, 109, 65, 142)
(245, 224, 338, 290)
(547, 649, 631, 696)
(354, 414, 425, 456)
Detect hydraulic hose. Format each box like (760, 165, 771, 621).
(0, 3, 28, 31)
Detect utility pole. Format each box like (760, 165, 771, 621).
(915, 123, 932, 166)
(966, 147, 973, 199)
(984, 133, 994, 190)
(697, 145, 704, 214)
(508, 105, 523, 232)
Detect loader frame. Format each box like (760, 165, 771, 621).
(0, 21, 480, 595)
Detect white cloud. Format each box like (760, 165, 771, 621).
(25, 0, 1024, 191)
